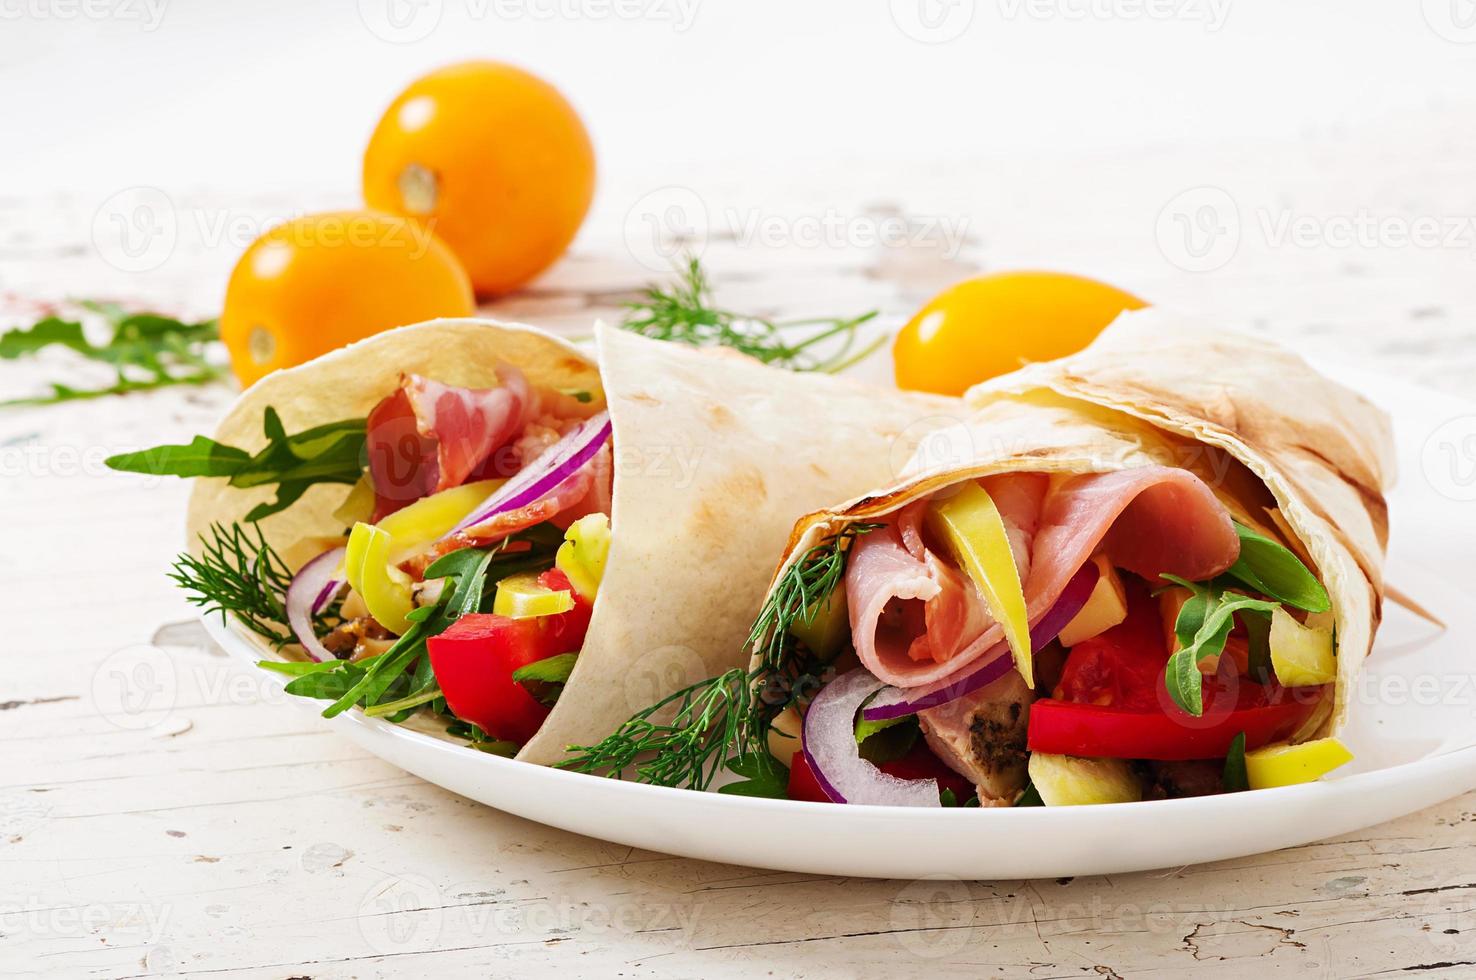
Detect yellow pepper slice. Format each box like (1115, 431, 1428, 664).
(377, 478, 505, 562)
(1269, 606, 1337, 686)
(1245, 737, 1353, 789)
(556, 514, 611, 602)
(493, 571, 575, 619)
(345, 521, 414, 635)
(927, 482, 1033, 686)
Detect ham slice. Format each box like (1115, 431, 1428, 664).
(366, 367, 533, 520)
(848, 466, 1240, 689)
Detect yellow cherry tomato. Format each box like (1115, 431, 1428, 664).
(362, 61, 596, 297)
(893, 271, 1147, 395)
(221, 210, 474, 388)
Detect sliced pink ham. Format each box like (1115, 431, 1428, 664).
(848, 466, 1240, 689)
(366, 367, 533, 520)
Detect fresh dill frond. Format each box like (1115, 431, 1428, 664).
(170, 522, 299, 647)
(558, 667, 757, 790)
(747, 522, 882, 670)
(560, 522, 882, 791)
(621, 257, 886, 373)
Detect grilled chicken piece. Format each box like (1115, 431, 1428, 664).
(918, 670, 1034, 805)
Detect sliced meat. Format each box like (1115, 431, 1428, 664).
(366, 366, 533, 520)
(401, 465, 596, 577)
(852, 466, 1240, 689)
(845, 523, 993, 668)
(918, 670, 1034, 805)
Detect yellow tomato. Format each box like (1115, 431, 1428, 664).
(220, 211, 474, 387)
(893, 271, 1147, 395)
(362, 61, 596, 297)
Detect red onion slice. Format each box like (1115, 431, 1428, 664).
(802, 668, 942, 807)
(862, 561, 1100, 721)
(285, 546, 346, 663)
(452, 411, 612, 533)
(294, 411, 613, 628)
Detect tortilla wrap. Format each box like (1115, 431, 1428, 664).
(186, 317, 962, 764)
(750, 308, 1393, 740)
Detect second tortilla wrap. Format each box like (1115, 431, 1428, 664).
(750, 308, 1393, 741)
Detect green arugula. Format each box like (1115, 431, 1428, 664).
(512, 652, 579, 707)
(106, 407, 366, 522)
(1223, 732, 1249, 792)
(445, 719, 519, 755)
(1, 302, 225, 406)
(171, 522, 338, 647)
(717, 751, 790, 798)
(1225, 523, 1330, 612)
(512, 652, 579, 685)
(296, 546, 497, 720)
(1162, 575, 1281, 717)
(622, 256, 886, 373)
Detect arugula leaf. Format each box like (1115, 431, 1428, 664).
(444, 719, 519, 756)
(107, 410, 367, 521)
(1015, 781, 1045, 807)
(1, 305, 225, 406)
(857, 716, 919, 764)
(1162, 576, 1281, 716)
(512, 651, 579, 707)
(511, 652, 579, 686)
(1226, 523, 1330, 613)
(1223, 732, 1249, 792)
(717, 751, 789, 798)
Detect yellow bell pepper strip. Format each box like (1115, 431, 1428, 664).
(927, 482, 1033, 686)
(1245, 737, 1353, 789)
(344, 521, 414, 635)
(556, 514, 611, 602)
(1269, 606, 1337, 686)
(376, 478, 504, 562)
(493, 571, 576, 619)
(1027, 753, 1142, 805)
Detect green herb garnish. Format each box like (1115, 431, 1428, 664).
(511, 652, 579, 686)
(1225, 523, 1330, 612)
(559, 522, 879, 791)
(1162, 575, 1281, 717)
(559, 666, 758, 790)
(717, 751, 790, 798)
(106, 407, 366, 522)
(172, 522, 336, 647)
(1223, 732, 1249, 792)
(1, 302, 224, 406)
(622, 257, 886, 373)
(512, 651, 579, 707)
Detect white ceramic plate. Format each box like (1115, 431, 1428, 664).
(207, 363, 1476, 879)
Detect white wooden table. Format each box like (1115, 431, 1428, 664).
(4, 126, 1476, 978)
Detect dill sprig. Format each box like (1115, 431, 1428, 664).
(748, 522, 882, 670)
(170, 522, 301, 647)
(559, 667, 756, 790)
(559, 522, 880, 790)
(621, 257, 886, 373)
